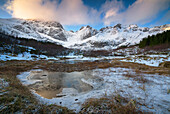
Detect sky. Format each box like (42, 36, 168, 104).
(0, 0, 169, 31)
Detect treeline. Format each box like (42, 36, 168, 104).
(0, 32, 73, 56)
(0, 32, 113, 57)
(139, 30, 170, 48)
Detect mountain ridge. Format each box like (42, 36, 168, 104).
(0, 18, 169, 50)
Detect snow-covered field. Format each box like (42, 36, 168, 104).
(0, 53, 59, 61)
(1, 51, 170, 67)
(0, 44, 60, 61)
(17, 68, 170, 113)
(121, 54, 170, 67)
(0, 50, 125, 62)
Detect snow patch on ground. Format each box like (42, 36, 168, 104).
(17, 69, 43, 85)
(0, 53, 59, 61)
(0, 51, 125, 62)
(18, 68, 170, 113)
(121, 54, 170, 67)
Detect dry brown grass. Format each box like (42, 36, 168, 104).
(111, 60, 170, 76)
(0, 59, 169, 113)
(0, 60, 74, 113)
(124, 72, 149, 84)
(80, 95, 144, 114)
(159, 61, 170, 68)
(0, 60, 119, 113)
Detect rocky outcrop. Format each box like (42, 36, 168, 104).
(0, 18, 67, 41)
(77, 25, 98, 40)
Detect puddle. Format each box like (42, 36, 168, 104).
(26, 70, 102, 99)
(17, 68, 170, 113)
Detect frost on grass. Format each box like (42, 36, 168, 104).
(0, 53, 59, 61)
(121, 54, 170, 67)
(17, 68, 170, 113)
(0, 78, 9, 95)
(17, 69, 43, 85)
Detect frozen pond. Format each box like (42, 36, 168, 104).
(17, 68, 170, 113)
(17, 70, 102, 99)
(25, 71, 101, 99)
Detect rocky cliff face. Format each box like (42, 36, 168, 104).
(0, 19, 67, 42)
(0, 18, 169, 50)
(77, 25, 98, 40)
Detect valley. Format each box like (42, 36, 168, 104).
(0, 19, 170, 113)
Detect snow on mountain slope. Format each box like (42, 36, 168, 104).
(0, 18, 169, 50)
(0, 18, 68, 44)
(64, 25, 98, 47)
(76, 26, 98, 40)
(69, 24, 169, 50)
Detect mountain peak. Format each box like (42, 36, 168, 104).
(79, 25, 92, 31)
(0, 18, 168, 50)
(114, 23, 122, 29)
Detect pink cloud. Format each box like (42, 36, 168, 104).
(103, 0, 170, 25)
(3, 0, 169, 26)
(3, 0, 101, 25)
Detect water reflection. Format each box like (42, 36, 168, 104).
(28, 70, 100, 99)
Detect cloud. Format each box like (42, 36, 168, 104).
(103, 0, 170, 25)
(98, 0, 124, 25)
(2, 0, 170, 26)
(3, 0, 101, 25)
(105, 9, 117, 19)
(55, 0, 101, 25)
(4, 0, 57, 21)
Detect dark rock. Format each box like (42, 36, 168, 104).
(80, 26, 84, 30)
(70, 30, 74, 33)
(48, 28, 67, 41)
(143, 27, 149, 32)
(114, 24, 121, 29)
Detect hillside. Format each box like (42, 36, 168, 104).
(139, 30, 170, 48)
(0, 18, 169, 50)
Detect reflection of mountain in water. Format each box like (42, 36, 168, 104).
(28, 71, 101, 99)
(47, 71, 93, 92)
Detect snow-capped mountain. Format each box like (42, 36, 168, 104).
(0, 18, 169, 50)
